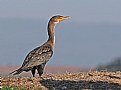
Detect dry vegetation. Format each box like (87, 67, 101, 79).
(1, 71, 121, 90)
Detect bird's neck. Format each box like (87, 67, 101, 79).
(47, 21, 56, 48)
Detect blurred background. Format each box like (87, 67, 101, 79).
(0, 0, 121, 73)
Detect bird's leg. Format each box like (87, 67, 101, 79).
(37, 65, 43, 77)
(37, 64, 45, 77)
(31, 66, 36, 77)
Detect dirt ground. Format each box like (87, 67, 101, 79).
(1, 71, 121, 90)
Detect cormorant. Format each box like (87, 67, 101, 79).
(9, 15, 70, 77)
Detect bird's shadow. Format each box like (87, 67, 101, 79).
(40, 79, 121, 90)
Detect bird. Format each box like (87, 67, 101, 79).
(9, 15, 71, 77)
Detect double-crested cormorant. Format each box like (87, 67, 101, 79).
(10, 15, 70, 77)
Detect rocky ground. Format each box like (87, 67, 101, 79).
(1, 71, 121, 90)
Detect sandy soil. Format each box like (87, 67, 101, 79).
(1, 71, 121, 90)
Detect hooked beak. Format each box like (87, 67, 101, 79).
(63, 16, 71, 20)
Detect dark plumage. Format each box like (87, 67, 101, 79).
(9, 15, 70, 77)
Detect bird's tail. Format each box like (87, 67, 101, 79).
(9, 68, 23, 75)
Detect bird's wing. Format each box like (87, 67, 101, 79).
(21, 44, 53, 70)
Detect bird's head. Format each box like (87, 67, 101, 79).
(50, 15, 71, 24)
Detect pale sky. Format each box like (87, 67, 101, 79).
(0, 0, 121, 67)
(0, 0, 121, 23)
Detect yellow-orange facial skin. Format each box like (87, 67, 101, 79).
(57, 16, 71, 23)
(58, 18, 64, 22)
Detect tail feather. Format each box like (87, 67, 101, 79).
(9, 68, 23, 75)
